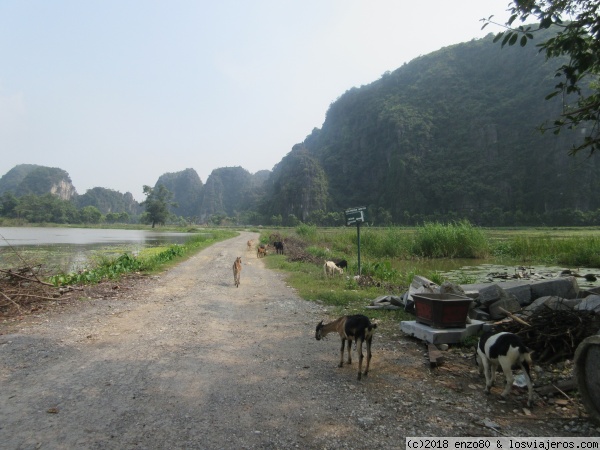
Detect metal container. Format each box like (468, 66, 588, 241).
(412, 293, 472, 328)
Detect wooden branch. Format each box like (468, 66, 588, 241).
(8, 293, 59, 301)
(0, 269, 54, 286)
(498, 306, 531, 327)
(0, 291, 22, 312)
(535, 379, 576, 396)
(552, 383, 575, 403)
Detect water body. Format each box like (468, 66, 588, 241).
(0, 227, 195, 273)
(392, 258, 600, 290)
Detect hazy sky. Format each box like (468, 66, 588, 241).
(0, 1, 512, 201)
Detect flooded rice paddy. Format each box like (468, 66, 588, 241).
(0, 227, 195, 273)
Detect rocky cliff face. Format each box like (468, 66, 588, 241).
(50, 178, 77, 200)
(0, 164, 78, 200)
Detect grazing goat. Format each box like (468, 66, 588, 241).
(232, 256, 242, 288)
(273, 241, 284, 255)
(324, 260, 343, 277)
(256, 244, 267, 258)
(315, 315, 377, 380)
(476, 331, 534, 407)
(333, 259, 348, 271)
(247, 239, 253, 251)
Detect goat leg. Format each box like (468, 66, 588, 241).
(338, 339, 345, 367)
(523, 364, 534, 408)
(363, 337, 372, 378)
(499, 358, 514, 400)
(346, 338, 352, 365)
(357, 339, 364, 380)
(480, 357, 493, 394)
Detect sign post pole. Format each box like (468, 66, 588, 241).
(357, 220, 361, 275)
(344, 206, 366, 276)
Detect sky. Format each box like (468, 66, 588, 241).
(0, 1, 513, 202)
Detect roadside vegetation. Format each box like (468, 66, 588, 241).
(47, 229, 237, 286)
(3, 221, 599, 325)
(259, 222, 600, 322)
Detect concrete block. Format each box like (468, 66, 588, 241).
(530, 277, 579, 300)
(399, 320, 484, 345)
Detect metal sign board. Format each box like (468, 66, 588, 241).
(345, 206, 366, 226)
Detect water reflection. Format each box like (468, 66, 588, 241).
(0, 227, 194, 273)
(0, 227, 192, 246)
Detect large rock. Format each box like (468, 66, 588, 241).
(503, 284, 533, 306)
(439, 281, 466, 296)
(488, 295, 522, 320)
(530, 276, 579, 300)
(478, 284, 507, 306)
(576, 295, 600, 314)
(523, 295, 581, 314)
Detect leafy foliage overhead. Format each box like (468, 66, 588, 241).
(483, 0, 600, 155)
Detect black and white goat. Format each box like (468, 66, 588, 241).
(315, 314, 377, 380)
(333, 259, 348, 271)
(476, 331, 534, 407)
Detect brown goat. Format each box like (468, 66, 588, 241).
(256, 245, 267, 258)
(315, 315, 377, 380)
(233, 256, 242, 287)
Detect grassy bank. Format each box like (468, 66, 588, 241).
(48, 229, 237, 286)
(260, 223, 600, 321)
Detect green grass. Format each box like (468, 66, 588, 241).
(48, 229, 237, 286)
(258, 223, 600, 327)
(412, 220, 490, 258)
(493, 235, 600, 267)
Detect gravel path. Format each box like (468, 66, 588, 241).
(1, 232, 598, 449)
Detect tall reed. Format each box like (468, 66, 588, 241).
(497, 235, 600, 267)
(412, 220, 490, 258)
(354, 227, 414, 258)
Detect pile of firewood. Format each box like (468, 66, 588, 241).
(0, 265, 60, 317)
(495, 306, 600, 364)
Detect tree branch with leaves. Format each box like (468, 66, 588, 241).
(483, 0, 600, 155)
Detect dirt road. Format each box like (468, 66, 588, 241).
(1, 232, 597, 449)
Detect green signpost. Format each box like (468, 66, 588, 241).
(344, 206, 366, 275)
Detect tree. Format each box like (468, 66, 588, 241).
(483, 0, 600, 155)
(80, 206, 102, 224)
(141, 184, 177, 228)
(0, 192, 18, 217)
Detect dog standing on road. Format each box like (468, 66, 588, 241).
(233, 257, 242, 288)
